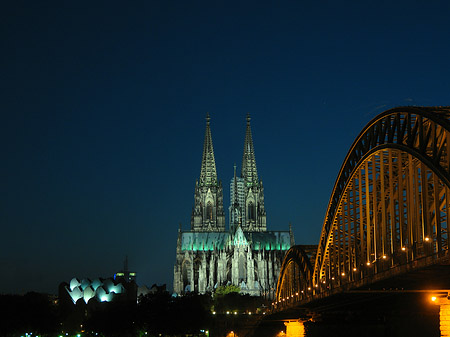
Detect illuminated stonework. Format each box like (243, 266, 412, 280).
(284, 320, 305, 337)
(173, 115, 294, 296)
(431, 295, 450, 337)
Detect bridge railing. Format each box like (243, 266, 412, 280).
(272, 249, 449, 312)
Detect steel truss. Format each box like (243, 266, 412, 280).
(276, 106, 450, 305)
(276, 246, 313, 302)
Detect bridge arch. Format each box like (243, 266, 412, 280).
(275, 245, 313, 303)
(277, 106, 450, 305)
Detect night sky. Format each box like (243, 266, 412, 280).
(2, 1, 450, 295)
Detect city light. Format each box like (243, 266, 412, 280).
(431, 296, 437, 302)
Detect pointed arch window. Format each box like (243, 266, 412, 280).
(248, 201, 255, 221)
(206, 201, 213, 221)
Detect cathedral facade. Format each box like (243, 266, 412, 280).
(173, 114, 294, 297)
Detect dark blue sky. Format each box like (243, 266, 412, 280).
(2, 0, 450, 294)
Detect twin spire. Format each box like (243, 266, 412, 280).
(199, 112, 258, 186)
(194, 113, 265, 232)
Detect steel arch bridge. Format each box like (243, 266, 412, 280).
(276, 106, 450, 307)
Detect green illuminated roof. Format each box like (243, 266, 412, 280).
(181, 230, 291, 251)
(245, 231, 291, 251)
(181, 232, 230, 251)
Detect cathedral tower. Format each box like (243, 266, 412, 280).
(240, 113, 267, 231)
(191, 113, 226, 231)
(174, 114, 292, 296)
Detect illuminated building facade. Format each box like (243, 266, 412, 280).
(173, 114, 294, 297)
(59, 258, 137, 306)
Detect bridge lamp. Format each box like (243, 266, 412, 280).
(366, 262, 371, 266)
(431, 296, 437, 302)
(382, 255, 387, 259)
(425, 237, 430, 242)
(296, 292, 299, 295)
(341, 272, 345, 276)
(301, 290, 304, 293)
(353, 268, 357, 271)
(401, 247, 406, 251)
(331, 277, 335, 280)
(308, 287, 311, 291)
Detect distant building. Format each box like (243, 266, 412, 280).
(173, 114, 294, 297)
(137, 283, 167, 298)
(114, 256, 137, 283)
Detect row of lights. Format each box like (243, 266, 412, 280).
(275, 240, 434, 304)
(213, 311, 256, 315)
(275, 239, 436, 308)
(274, 254, 397, 303)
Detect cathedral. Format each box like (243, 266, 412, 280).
(173, 114, 294, 297)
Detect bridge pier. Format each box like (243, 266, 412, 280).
(284, 320, 305, 337)
(431, 295, 450, 337)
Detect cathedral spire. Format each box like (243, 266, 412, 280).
(241, 113, 258, 184)
(233, 164, 239, 208)
(191, 113, 225, 231)
(199, 112, 218, 187)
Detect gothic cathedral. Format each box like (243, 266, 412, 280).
(173, 114, 294, 297)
